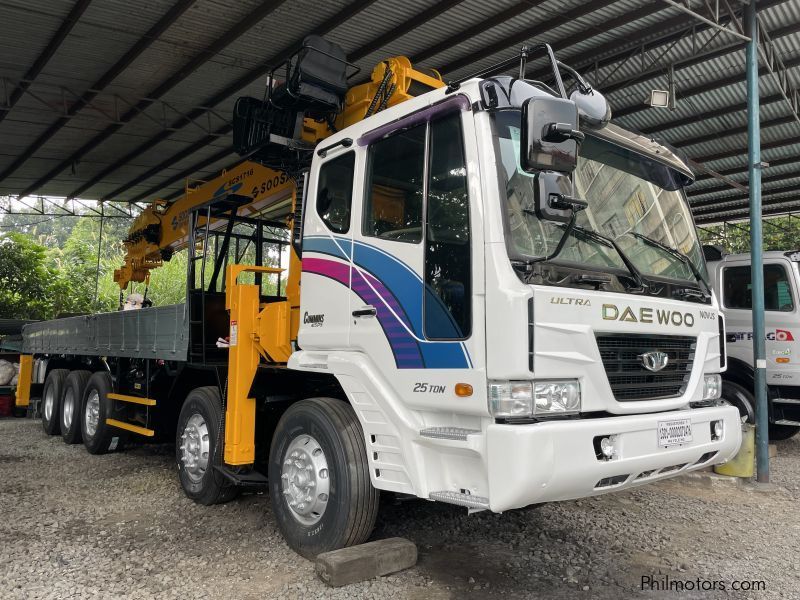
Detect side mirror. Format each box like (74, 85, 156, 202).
(534, 171, 587, 224)
(570, 87, 611, 130)
(521, 97, 583, 174)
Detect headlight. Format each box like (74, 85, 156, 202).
(488, 381, 533, 418)
(702, 374, 722, 400)
(488, 380, 581, 418)
(533, 380, 581, 415)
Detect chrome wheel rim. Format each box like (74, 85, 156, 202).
(179, 413, 210, 483)
(44, 385, 55, 421)
(84, 390, 100, 437)
(281, 434, 330, 526)
(62, 388, 75, 430)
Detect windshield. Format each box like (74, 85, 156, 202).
(492, 110, 707, 284)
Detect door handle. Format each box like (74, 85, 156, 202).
(352, 306, 377, 318)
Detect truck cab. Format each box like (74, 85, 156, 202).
(707, 248, 800, 440)
(293, 74, 741, 514)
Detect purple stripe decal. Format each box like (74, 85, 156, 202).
(303, 257, 424, 368)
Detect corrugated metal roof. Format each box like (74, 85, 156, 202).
(0, 0, 799, 224)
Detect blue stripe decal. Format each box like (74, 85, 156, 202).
(303, 236, 470, 369)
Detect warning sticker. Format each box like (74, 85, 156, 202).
(230, 321, 238, 347)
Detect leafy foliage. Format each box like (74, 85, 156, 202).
(0, 233, 56, 319)
(698, 216, 800, 254)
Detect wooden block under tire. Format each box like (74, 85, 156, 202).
(315, 537, 417, 587)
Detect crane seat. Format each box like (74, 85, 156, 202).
(233, 36, 355, 163)
(270, 35, 349, 114)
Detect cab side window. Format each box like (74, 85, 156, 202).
(723, 264, 794, 312)
(317, 152, 355, 234)
(424, 113, 471, 339)
(363, 125, 425, 243)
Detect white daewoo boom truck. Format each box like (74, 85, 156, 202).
(706, 248, 800, 440)
(20, 43, 741, 558)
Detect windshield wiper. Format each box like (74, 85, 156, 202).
(625, 231, 711, 301)
(566, 223, 649, 293)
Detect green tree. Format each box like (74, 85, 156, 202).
(0, 233, 58, 319)
(698, 217, 800, 254)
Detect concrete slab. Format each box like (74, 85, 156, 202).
(315, 537, 417, 587)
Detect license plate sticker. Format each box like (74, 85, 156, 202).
(658, 418, 693, 448)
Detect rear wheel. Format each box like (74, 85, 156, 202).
(61, 370, 91, 444)
(81, 372, 124, 454)
(176, 386, 238, 505)
(41, 369, 68, 435)
(268, 397, 379, 559)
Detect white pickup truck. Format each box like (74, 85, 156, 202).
(706, 248, 800, 440)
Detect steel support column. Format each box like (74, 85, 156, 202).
(746, 1, 769, 483)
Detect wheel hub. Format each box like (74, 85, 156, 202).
(44, 386, 55, 421)
(84, 390, 100, 436)
(179, 413, 210, 483)
(281, 434, 330, 526)
(62, 388, 75, 429)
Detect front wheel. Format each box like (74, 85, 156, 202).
(268, 397, 379, 559)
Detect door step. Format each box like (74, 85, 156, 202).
(774, 419, 800, 426)
(214, 465, 269, 488)
(108, 392, 157, 406)
(419, 427, 480, 441)
(429, 490, 489, 510)
(106, 418, 155, 437)
(773, 398, 800, 405)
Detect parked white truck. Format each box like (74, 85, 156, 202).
(707, 248, 800, 440)
(20, 41, 741, 558)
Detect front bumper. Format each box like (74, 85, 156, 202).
(486, 404, 741, 512)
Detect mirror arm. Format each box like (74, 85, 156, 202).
(543, 122, 585, 143)
(549, 193, 588, 212)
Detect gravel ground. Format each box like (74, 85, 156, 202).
(1, 418, 799, 600)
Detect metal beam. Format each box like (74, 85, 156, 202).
(691, 182, 800, 212)
(0, 0, 92, 126)
(127, 146, 235, 204)
(658, 0, 750, 41)
(0, 0, 197, 188)
(689, 166, 800, 197)
(691, 135, 799, 164)
(694, 198, 800, 223)
(675, 114, 797, 149)
(639, 94, 785, 135)
(436, 0, 620, 75)
(525, 0, 787, 83)
(600, 19, 800, 95)
(67, 0, 381, 201)
(15, 0, 288, 199)
(694, 154, 800, 183)
(613, 52, 800, 120)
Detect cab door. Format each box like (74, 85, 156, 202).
(347, 102, 484, 407)
(298, 149, 357, 350)
(722, 258, 800, 384)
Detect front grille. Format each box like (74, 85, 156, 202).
(596, 334, 696, 401)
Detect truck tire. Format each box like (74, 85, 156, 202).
(41, 369, 69, 435)
(81, 371, 124, 455)
(61, 370, 91, 444)
(268, 397, 379, 559)
(721, 380, 755, 424)
(768, 423, 800, 441)
(176, 386, 239, 505)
